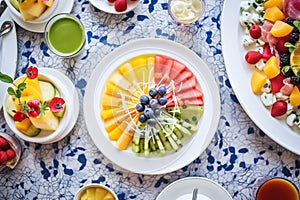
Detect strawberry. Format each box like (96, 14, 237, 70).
(0, 151, 8, 164)
(245, 51, 263, 64)
(107, 0, 115, 3)
(0, 137, 8, 149)
(114, 0, 127, 12)
(6, 149, 16, 160)
(271, 100, 287, 117)
(13, 111, 26, 122)
(262, 43, 273, 60)
(28, 99, 40, 108)
(249, 24, 261, 39)
(270, 73, 285, 93)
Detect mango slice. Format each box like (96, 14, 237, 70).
(251, 70, 268, 94)
(263, 56, 280, 79)
(270, 21, 293, 37)
(264, 6, 285, 22)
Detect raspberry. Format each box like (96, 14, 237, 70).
(249, 24, 262, 39)
(0, 137, 8, 149)
(245, 51, 263, 64)
(6, 149, 16, 160)
(280, 52, 290, 66)
(290, 32, 299, 44)
(0, 151, 8, 164)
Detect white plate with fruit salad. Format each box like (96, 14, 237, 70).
(84, 38, 220, 174)
(2, 67, 79, 144)
(89, 0, 140, 14)
(5, 0, 75, 33)
(221, 0, 300, 155)
(0, 10, 17, 109)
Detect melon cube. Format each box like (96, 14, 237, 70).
(251, 70, 268, 94)
(270, 21, 293, 37)
(263, 0, 283, 10)
(290, 86, 300, 106)
(263, 56, 280, 79)
(264, 6, 285, 22)
(42, 0, 54, 7)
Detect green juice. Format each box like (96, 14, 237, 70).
(48, 17, 85, 56)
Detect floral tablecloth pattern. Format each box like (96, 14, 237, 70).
(0, 0, 299, 199)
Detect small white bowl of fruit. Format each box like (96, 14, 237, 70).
(5, 0, 58, 23)
(74, 184, 118, 200)
(2, 66, 77, 144)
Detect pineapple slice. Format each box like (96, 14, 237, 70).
(18, 0, 47, 21)
(29, 110, 59, 131)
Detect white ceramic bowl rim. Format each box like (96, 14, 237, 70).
(3, 68, 73, 144)
(4, 0, 59, 24)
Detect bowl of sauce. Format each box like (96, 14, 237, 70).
(44, 13, 86, 58)
(255, 178, 299, 200)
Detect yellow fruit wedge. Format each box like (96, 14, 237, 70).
(95, 188, 107, 200)
(270, 21, 293, 37)
(107, 72, 132, 91)
(29, 110, 59, 131)
(86, 188, 96, 200)
(263, 0, 283, 10)
(131, 56, 149, 84)
(264, 6, 285, 22)
(251, 70, 267, 94)
(147, 55, 155, 87)
(80, 191, 88, 200)
(118, 62, 137, 83)
(15, 118, 32, 132)
(103, 115, 130, 132)
(18, 0, 47, 21)
(263, 56, 280, 79)
(103, 192, 115, 200)
(116, 132, 133, 150)
(290, 43, 300, 75)
(105, 81, 131, 98)
(15, 77, 42, 97)
(290, 86, 300, 106)
(42, 0, 54, 7)
(108, 120, 129, 140)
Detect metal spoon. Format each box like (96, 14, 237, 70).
(0, 20, 13, 37)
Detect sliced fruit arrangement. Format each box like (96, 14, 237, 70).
(0, 66, 66, 137)
(240, 0, 300, 128)
(101, 54, 204, 156)
(0, 136, 17, 169)
(9, 0, 55, 21)
(79, 186, 116, 200)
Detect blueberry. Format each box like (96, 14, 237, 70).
(138, 114, 147, 123)
(158, 86, 167, 95)
(149, 98, 159, 108)
(149, 88, 158, 98)
(147, 118, 157, 127)
(158, 96, 168, 105)
(153, 108, 162, 116)
(140, 95, 149, 105)
(136, 103, 145, 112)
(144, 108, 154, 118)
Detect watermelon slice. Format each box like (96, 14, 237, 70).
(169, 60, 187, 80)
(154, 55, 173, 86)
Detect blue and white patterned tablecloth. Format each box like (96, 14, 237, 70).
(1, 0, 300, 199)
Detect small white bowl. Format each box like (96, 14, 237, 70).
(4, 0, 59, 24)
(3, 68, 75, 144)
(74, 184, 119, 200)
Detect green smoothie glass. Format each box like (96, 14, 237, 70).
(44, 13, 86, 58)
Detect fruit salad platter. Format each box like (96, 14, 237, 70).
(84, 38, 220, 174)
(221, 0, 300, 155)
(1, 67, 79, 144)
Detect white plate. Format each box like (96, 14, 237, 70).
(156, 177, 233, 200)
(221, 1, 300, 155)
(89, 0, 140, 14)
(7, 0, 74, 33)
(3, 68, 79, 144)
(84, 38, 220, 174)
(0, 10, 18, 109)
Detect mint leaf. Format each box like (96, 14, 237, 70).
(7, 87, 16, 96)
(294, 20, 300, 32)
(0, 72, 13, 83)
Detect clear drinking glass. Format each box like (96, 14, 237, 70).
(168, 0, 205, 25)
